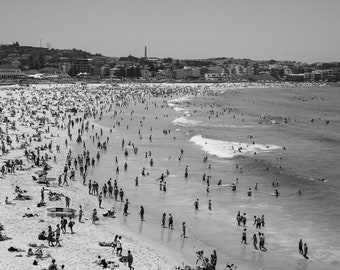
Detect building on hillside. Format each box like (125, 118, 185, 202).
(141, 69, 152, 80)
(192, 67, 202, 78)
(100, 64, 111, 77)
(173, 69, 191, 80)
(207, 65, 224, 74)
(234, 65, 244, 75)
(322, 69, 335, 81)
(286, 74, 305, 82)
(71, 58, 93, 75)
(205, 73, 229, 81)
(244, 66, 255, 76)
(0, 65, 25, 80)
(59, 62, 71, 74)
(111, 65, 126, 78)
(118, 56, 138, 66)
(156, 70, 173, 80)
(284, 68, 292, 75)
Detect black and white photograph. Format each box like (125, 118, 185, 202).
(0, 1, 339, 269)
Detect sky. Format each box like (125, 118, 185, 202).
(0, 0, 339, 63)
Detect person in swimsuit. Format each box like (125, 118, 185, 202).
(180, 222, 187, 238)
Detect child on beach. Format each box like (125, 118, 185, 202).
(92, 209, 98, 224)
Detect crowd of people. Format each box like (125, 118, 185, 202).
(0, 82, 315, 269)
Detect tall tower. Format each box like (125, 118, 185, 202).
(144, 46, 147, 59)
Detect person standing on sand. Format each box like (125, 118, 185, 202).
(78, 205, 83, 222)
(119, 188, 124, 202)
(123, 199, 130, 216)
(65, 196, 70, 208)
(303, 243, 309, 259)
(139, 206, 144, 221)
(162, 213, 166, 228)
(194, 198, 199, 211)
(61, 217, 67, 234)
(208, 199, 212, 210)
(114, 186, 118, 201)
(68, 217, 75, 234)
(299, 239, 303, 254)
(168, 214, 174, 230)
(241, 228, 247, 244)
(116, 236, 122, 256)
(252, 233, 258, 249)
(98, 192, 103, 208)
(92, 209, 98, 224)
(236, 211, 241, 226)
(259, 233, 267, 251)
(127, 250, 134, 270)
(41, 187, 45, 201)
(180, 222, 187, 238)
(88, 180, 92, 194)
(47, 225, 54, 247)
(55, 224, 62, 247)
(63, 173, 68, 186)
(242, 213, 247, 227)
(58, 174, 62, 186)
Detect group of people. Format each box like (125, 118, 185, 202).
(299, 239, 309, 259)
(1, 82, 319, 270)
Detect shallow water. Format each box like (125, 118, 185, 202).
(73, 86, 340, 270)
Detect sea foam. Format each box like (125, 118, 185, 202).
(167, 96, 192, 104)
(173, 107, 187, 112)
(189, 135, 281, 158)
(173, 116, 202, 126)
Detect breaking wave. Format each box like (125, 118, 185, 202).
(189, 135, 281, 158)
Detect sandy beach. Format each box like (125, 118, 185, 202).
(0, 84, 186, 270)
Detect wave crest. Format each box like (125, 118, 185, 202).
(189, 135, 281, 158)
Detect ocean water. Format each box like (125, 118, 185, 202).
(74, 85, 340, 270)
